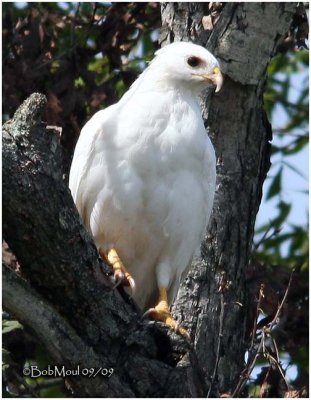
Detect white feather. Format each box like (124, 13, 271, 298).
(69, 42, 218, 310)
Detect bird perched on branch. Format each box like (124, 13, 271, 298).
(69, 41, 223, 337)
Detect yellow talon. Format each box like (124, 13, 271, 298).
(144, 288, 190, 339)
(100, 248, 136, 294)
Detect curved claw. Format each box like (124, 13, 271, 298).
(112, 269, 136, 297)
(112, 275, 124, 290)
(102, 248, 136, 294)
(142, 307, 156, 320)
(143, 305, 190, 340)
(125, 273, 136, 297)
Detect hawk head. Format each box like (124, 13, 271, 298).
(150, 41, 223, 93)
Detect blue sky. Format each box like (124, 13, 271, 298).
(255, 66, 309, 253)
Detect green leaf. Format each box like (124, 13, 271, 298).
(283, 135, 309, 155)
(74, 77, 86, 89)
(2, 320, 23, 334)
(266, 168, 282, 200)
(274, 201, 291, 227)
(115, 79, 126, 97)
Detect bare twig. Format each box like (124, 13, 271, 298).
(232, 269, 295, 397)
(259, 366, 272, 397)
(270, 269, 294, 329)
(232, 334, 265, 397)
(253, 226, 281, 251)
(266, 352, 289, 391)
(250, 283, 265, 350)
(271, 336, 280, 363)
(207, 272, 229, 398)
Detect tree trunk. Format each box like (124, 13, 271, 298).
(160, 2, 296, 396)
(3, 3, 296, 397)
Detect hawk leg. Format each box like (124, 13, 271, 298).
(99, 248, 135, 293)
(145, 288, 189, 339)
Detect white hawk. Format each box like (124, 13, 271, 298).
(69, 41, 223, 337)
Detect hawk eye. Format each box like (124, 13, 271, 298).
(187, 56, 201, 68)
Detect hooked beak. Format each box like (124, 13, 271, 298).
(198, 67, 224, 93)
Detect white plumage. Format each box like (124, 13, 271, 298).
(69, 42, 222, 333)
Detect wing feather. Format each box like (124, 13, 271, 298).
(69, 106, 117, 221)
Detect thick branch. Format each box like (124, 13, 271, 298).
(2, 93, 205, 397)
(3, 263, 130, 397)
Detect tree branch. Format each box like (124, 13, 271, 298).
(3, 263, 131, 397)
(2, 93, 206, 397)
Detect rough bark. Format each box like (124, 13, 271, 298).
(161, 2, 296, 397)
(2, 93, 208, 397)
(2, 3, 296, 398)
